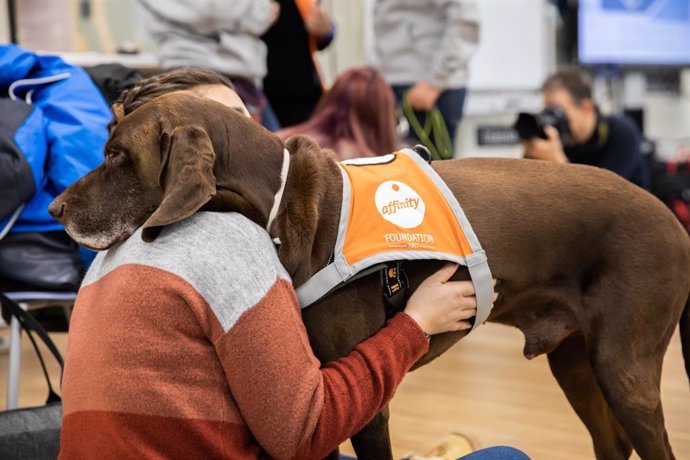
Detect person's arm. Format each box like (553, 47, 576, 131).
(217, 281, 425, 459)
(407, 0, 480, 111)
(303, 5, 335, 50)
(214, 264, 476, 460)
(139, 0, 277, 36)
(428, 0, 480, 91)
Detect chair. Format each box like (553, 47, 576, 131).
(3, 290, 75, 409)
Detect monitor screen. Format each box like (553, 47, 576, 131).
(579, 0, 690, 65)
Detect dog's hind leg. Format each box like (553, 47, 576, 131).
(588, 346, 674, 460)
(350, 406, 394, 460)
(582, 293, 680, 460)
(547, 334, 633, 460)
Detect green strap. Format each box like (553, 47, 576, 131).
(401, 92, 453, 160)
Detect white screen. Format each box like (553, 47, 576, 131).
(579, 0, 690, 65)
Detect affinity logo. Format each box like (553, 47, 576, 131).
(375, 181, 426, 229)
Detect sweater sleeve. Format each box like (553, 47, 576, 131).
(215, 279, 429, 460)
(429, 0, 480, 89)
(140, 0, 275, 36)
(598, 116, 644, 182)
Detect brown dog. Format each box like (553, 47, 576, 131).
(50, 92, 690, 460)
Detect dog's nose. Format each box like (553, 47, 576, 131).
(48, 200, 65, 219)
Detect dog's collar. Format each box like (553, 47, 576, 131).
(266, 148, 290, 244)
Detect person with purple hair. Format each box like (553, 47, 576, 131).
(278, 66, 399, 160)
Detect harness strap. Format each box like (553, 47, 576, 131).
(465, 250, 493, 328)
(297, 262, 388, 308)
(382, 261, 409, 318)
(297, 263, 343, 308)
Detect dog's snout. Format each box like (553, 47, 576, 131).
(48, 200, 65, 219)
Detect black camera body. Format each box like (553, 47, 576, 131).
(513, 106, 570, 146)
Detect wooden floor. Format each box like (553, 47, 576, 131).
(1, 323, 688, 459)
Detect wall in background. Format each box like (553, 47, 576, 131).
(14, 0, 144, 53)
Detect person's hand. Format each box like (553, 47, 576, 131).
(404, 263, 499, 336)
(305, 5, 333, 37)
(407, 81, 441, 112)
(522, 125, 568, 163)
(270, 1, 281, 26)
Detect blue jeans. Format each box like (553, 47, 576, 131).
(393, 85, 467, 149)
(345, 446, 529, 460)
(458, 446, 530, 460)
(259, 102, 282, 132)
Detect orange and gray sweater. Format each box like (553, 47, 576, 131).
(59, 212, 429, 459)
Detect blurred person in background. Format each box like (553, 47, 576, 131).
(137, 0, 282, 131)
(372, 0, 480, 152)
(262, 0, 336, 127)
(278, 66, 399, 160)
(522, 67, 650, 189)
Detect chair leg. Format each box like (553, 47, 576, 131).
(6, 305, 24, 409)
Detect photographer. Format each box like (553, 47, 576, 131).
(521, 67, 650, 189)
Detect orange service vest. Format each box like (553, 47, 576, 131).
(295, 149, 495, 330)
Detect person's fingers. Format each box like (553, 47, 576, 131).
(414, 99, 434, 111)
(305, 7, 332, 36)
(429, 263, 459, 284)
(544, 125, 561, 142)
(270, 2, 281, 23)
(407, 87, 434, 111)
(408, 94, 424, 111)
(458, 321, 472, 331)
(456, 304, 477, 321)
(448, 280, 476, 299)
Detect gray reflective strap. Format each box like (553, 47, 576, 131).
(350, 251, 464, 274)
(296, 263, 345, 308)
(465, 250, 494, 330)
(297, 165, 352, 308)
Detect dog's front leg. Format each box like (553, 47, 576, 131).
(350, 406, 393, 460)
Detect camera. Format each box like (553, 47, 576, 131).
(513, 106, 570, 146)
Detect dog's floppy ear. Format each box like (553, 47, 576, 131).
(141, 124, 216, 241)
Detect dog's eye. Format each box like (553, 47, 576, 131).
(106, 150, 124, 161)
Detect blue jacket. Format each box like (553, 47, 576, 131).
(0, 45, 111, 235)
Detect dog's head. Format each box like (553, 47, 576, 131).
(49, 92, 231, 250)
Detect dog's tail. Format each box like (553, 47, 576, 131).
(682, 293, 690, 385)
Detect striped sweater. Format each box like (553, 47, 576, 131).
(59, 212, 429, 459)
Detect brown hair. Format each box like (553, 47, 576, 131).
(542, 66, 593, 105)
(111, 67, 235, 125)
(279, 67, 398, 159)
